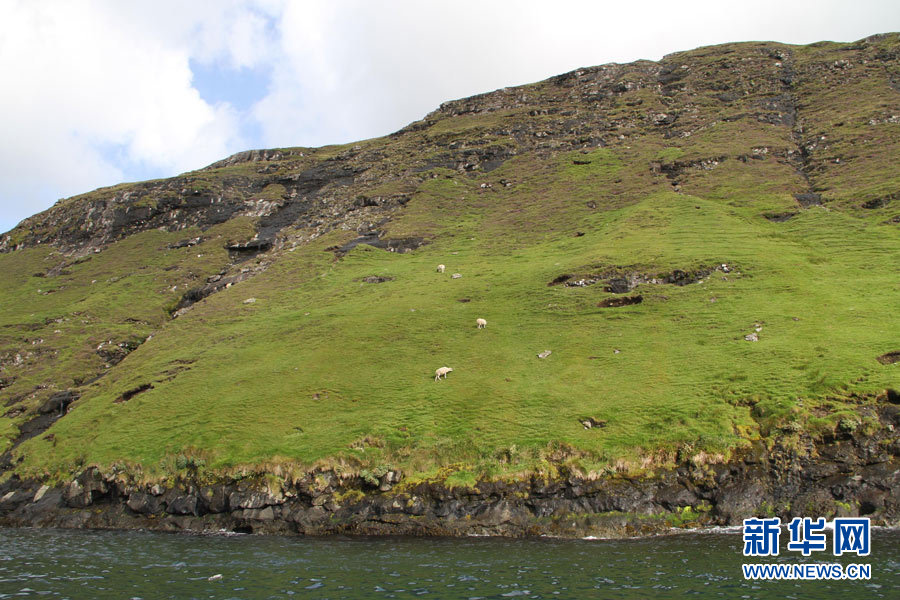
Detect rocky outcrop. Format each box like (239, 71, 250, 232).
(6, 35, 898, 256)
(1, 403, 897, 537)
(548, 264, 735, 292)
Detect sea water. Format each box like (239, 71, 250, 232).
(0, 528, 897, 599)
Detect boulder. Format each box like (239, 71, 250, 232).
(714, 479, 767, 523)
(126, 492, 162, 514)
(201, 485, 230, 513)
(38, 390, 79, 414)
(166, 494, 200, 516)
(229, 490, 282, 509)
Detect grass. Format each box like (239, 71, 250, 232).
(0, 219, 256, 453)
(10, 180, 899, 482)
(1, 35, 899, 486)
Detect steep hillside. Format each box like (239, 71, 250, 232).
(0, 35, 898, 534)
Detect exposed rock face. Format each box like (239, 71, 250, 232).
(1, 405, 897, 537)
(37, 390, 78, 415)
(549, 264, 733, 291)
(598, 295, 643, 308)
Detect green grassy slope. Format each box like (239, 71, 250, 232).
(1, 36, 899, 486)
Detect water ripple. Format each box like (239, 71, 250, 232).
(0, 529, 896, 599)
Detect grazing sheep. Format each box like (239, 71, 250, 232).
(437, 264, 445, 273)
(434, 366, 453, 381)
(476, 318, 487, 329)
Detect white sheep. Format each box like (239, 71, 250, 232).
(437, 264, 445, 273)
(434, 366, 453, 381)
(476, 318, 487, 329)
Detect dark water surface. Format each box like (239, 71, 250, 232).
(0, 528, 897, 599)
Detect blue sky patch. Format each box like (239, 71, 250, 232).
(190, 60, 271, 111)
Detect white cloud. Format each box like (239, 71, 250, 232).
(250, 0, 900, 149)
(0, 0, 278, 231)
(1, 0, 898, 232)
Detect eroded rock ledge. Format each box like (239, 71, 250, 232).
(1, 404, 897, 538)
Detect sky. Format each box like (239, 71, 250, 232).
(1, 0, 898, 233)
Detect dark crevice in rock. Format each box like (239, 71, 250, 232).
(598, 295, 643, 308)
(38, 391, 79, 415)
(157, 360, 195, 384)
(255, 199, 313, 244)
(861, 193, 895, 209)
(334, 231, 380, 254)
(763, 211, 798, 222)
(226, 239, 272, 262)
(333, 231, 427, 256)
(115, 384, 153, 404)
(172, 287, 208, 314)
(776, 49, 825, 208)
(547, 274, 574, 286)
(877, 351, 900, 365)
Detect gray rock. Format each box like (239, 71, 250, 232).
(38, 390, 79, 415)
(64, 481, 91, 508)
(229, 490, 281, 509)
(201, 485, 230, 513)
(233, 506, 275, 521)
(715, 480, 767, 523)
(126, 492, 161, 514)
(378, 470, 402, 492)
(33, 485, 50, 502)
(286, 505, 329, 528)
(166, 495, 199, 516)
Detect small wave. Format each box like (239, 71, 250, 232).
(677, 526, 742, 535)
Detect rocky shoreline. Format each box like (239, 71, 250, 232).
(1, 403, 897, 538)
